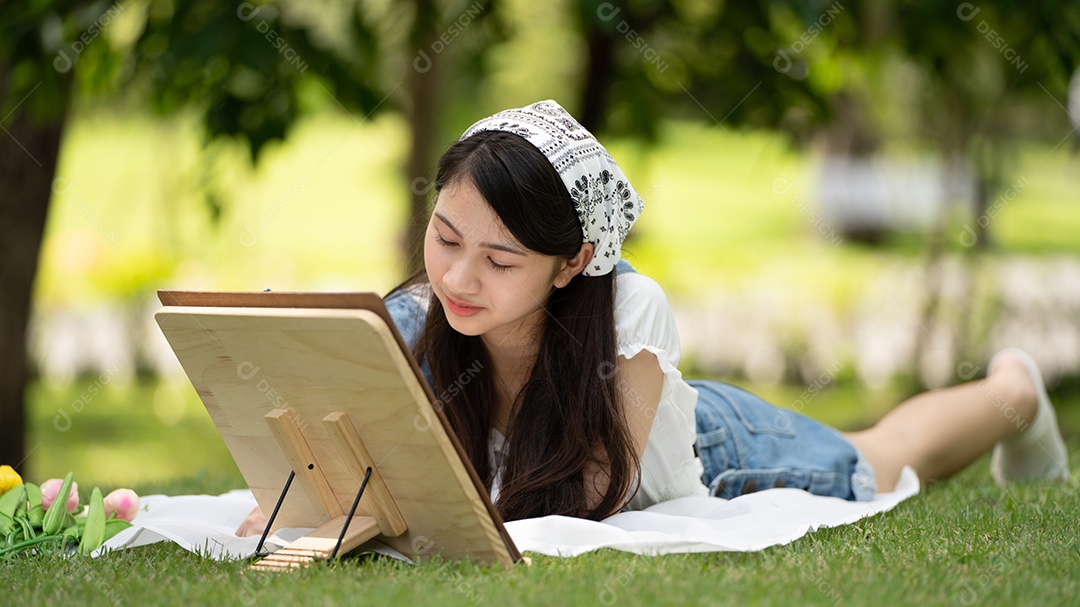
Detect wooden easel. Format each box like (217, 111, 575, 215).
(249, 409, 408, 570)
(155, 290, 520, 570)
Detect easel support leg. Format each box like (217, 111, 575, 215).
(331, 466, 372, 559)
(254, 470, 296, 558)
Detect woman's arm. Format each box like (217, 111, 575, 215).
(585, 350, 664, 516)
(617, 351, 664, 463)
(235, 505, 267, 537)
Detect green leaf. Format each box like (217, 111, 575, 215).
(0, 484, 25, 520)
(24, 483, 44, 527)
(0, 485, 26, 536)
(42, 472, 74, 535)
(101, 519, 132, 544)
(78, 487, 106, 555)
(0, 512, 14, 541)
(16, 516, 35, 543)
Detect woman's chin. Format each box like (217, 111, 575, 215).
(445, 313, 485, 336)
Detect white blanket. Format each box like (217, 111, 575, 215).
(98, 466, 919, 560)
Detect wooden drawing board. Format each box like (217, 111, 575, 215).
(155, 290, 520, 567)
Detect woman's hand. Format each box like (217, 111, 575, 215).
(235, 505, 268, 537)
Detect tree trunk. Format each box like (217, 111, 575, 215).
(405, 0, 440, 277)
(970, 174, 991, 250)
(579, 20, 615, 133)
(0, 79, 68, 473)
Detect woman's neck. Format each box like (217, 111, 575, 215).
(480, 307, 545, 378)
(481, 320, 543, 434)
(483, 337, 538, 388)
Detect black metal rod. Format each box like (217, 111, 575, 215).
(330, 466, 373, 560)
(254, 470, 296, 558)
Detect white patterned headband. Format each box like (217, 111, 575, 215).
(459, 99, 644, 277)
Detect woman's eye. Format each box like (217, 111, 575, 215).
(436, 233, 511, 272)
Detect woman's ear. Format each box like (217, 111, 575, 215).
(553, 243, 594, 289)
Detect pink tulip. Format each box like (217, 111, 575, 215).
(40, 478, 80, 513)
(103, 488, 140, 522)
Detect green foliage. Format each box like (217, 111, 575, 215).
(129, 1, 386, 161)
(0, 474, 131, 558)
(576, 1, 837, 140)
(0, 484, 27, 535)
(0, 1, 82, 122)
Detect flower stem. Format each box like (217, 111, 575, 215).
(0, 534, 66, 556)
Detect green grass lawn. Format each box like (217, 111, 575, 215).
(3, 450, 1078, 606)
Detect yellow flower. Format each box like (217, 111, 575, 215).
(0, 465, 23, 496)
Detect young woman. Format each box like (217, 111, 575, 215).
(236, 100, 1070, 534)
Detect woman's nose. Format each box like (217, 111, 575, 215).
(444, 257, 480, 294)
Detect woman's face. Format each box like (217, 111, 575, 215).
(424, 178, 586, 348)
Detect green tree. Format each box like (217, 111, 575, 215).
(1, 0, 86, 473)
(872, 2, 1080, 248)
(574, 1, 837, 140)
(575, 0, 1079, 237)
(0, 0, 505, 470)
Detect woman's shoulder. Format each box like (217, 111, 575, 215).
(612, 262, 679, 357)
(383, 281, 432, 352)
(614, 261, 671, 312)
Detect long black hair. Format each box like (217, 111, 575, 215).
(385, 130, 639, 521)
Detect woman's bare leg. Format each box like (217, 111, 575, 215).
(844, 357, 1038, 492)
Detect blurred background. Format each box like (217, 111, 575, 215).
(2, 1, 1079, 489)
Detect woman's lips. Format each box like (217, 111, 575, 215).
(446, 296, 483, 317)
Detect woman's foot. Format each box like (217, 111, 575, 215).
(987, 349, 1071, 485)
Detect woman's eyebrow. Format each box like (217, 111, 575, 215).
(434, 212, 528, 257)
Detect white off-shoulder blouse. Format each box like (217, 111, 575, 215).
(390, 266, 708, 511)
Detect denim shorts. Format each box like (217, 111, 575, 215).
(688, 379, 877, 502)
